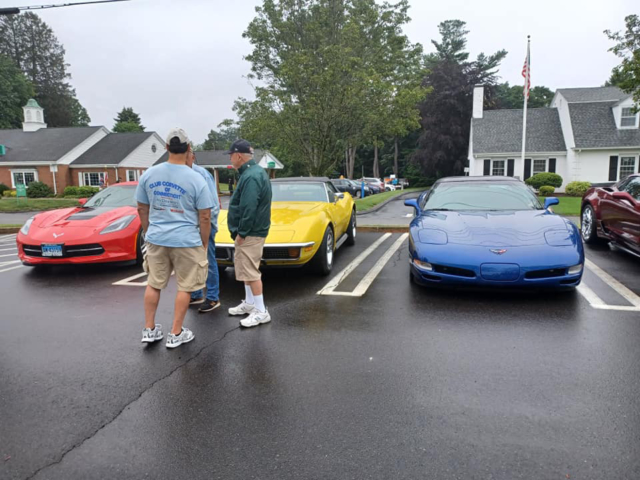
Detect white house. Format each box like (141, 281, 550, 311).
(468, 86, 640, 190)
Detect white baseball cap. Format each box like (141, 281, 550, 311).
(165, 127, 189, 145)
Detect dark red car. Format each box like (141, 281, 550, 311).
(581, 174, 640, 257)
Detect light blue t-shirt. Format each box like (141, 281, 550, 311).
(135, 162, 214, 248)
(192, 163, 220, 233)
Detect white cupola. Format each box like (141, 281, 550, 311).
(22, 98, 47, 132)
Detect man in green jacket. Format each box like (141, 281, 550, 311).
(226, 139, 273, 327)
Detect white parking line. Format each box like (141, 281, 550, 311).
(576, 259, 640, 312)
(0, 234, 17, 239)
(0, 265, 23, 274)
(0, 253, 17, 258)
(318, 233, 391, 295)
(112, 270, 175, 287)
(0, 247, 17, 251)
(319, 233, 408, 297)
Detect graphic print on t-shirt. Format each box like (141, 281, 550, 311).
(148, 181, 187, 214)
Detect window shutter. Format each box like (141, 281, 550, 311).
(548, 158, 556, 173)
(507, 159, 515, 177)
(524, 159, 532, 180)
(609, 156, 618, 181)
(483, 159, 491, 176)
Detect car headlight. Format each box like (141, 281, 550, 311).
(568, 264, 583, 275)
(100, 215, 136, 235)
(412, 258, 433, 271)
(20, 217, 34, 235)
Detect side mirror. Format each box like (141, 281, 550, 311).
(405, 198, 421, 215)
(335, 192, 344, 201)
(78, 198, 88, 206)
(544, 197, 559, 210)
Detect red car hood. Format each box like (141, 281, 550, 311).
(34, 206, 138, 229)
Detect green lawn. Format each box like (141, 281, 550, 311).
(0, 198, 80, 212)
(355, 187, 424, 212)
(0, 224, 22, 228)
(539, 196, 581, 216)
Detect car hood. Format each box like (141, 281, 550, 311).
(33, 206, 138, 229)
(412, 210, 575, 247)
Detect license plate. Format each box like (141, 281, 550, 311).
(42, 244, 63, 257)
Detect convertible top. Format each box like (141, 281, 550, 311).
(271, 177, 330, 183)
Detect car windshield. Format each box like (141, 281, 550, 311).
(83, 186, 137, 208)
(271, 182, 328, 202)
(423, 182, 543, 211)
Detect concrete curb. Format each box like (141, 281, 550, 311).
(0, 227, 20, 234)
(356, 189, 424, 216)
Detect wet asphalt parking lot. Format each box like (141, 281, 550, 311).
(1, 212, 640, 479)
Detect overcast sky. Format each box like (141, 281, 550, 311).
(2, 0, 635, 142)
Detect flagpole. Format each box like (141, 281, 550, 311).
(521, 36, 530, 169)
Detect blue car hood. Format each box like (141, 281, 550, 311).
(412, 210, 573, 247)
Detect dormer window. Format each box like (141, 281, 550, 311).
(621, 107, 638, 128)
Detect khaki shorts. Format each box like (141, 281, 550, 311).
(143, 243, 208, 292)
(234, 236, 265, 282)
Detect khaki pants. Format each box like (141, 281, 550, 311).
(143, 243, 208, 292)
(234, 236, 265, 282)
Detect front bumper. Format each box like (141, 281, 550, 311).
(215, 242, 317, 267)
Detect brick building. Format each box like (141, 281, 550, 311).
(0, 99, 164, 194)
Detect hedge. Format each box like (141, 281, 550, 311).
(539, 186, 555, 196)
(2, 190, 17, 198)
(525, 173, 563, 189)
(0, 183, 9, 195)
(565, 181, 591, 197)
(26, 181, 53, 198)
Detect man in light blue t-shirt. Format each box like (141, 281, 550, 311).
(136, 128, 214, 349)
(186, 151, 221, 313)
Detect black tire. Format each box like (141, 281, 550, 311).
(346, 210, 356, 246)
(581, 205, 602, 244)
(311, 226, 334, 275)
(355, 189, 362, 199)
(135, 228, 146, 265)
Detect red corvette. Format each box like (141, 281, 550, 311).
(17, 182, 145, 266)
(581, 174, 640, 257)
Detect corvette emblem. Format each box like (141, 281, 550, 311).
(490, 249, 507, 255)
(53, 233, 64, 239)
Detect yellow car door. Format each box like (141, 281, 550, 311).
(325, 181, 351, 238)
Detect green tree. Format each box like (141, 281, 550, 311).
(113, 107, 144, 133)
(202, 120, 239, 150)
(0, 54, 35, 129)
(490, 83, 554, 109)
(605, 14, 640, 107)
(236, 0, 423, 177)
(0, 12, 90, 127)
(414, 20, 507, 178)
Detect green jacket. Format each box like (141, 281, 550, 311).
(227, 159, 272, 240)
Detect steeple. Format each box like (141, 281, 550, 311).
(23, 99, 47, 132)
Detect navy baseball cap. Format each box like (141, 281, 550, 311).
(225, 139, 253, 154)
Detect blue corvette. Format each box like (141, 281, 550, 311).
(405, 177, 584, 289)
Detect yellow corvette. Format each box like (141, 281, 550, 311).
(215, 177, 357, 275)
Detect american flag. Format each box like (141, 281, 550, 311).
(522, 40, 531, 99)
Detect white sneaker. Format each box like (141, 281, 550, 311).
(165, 327, 195, 349)
(240, 310, 271, 328)
(142, 324, 163, 343)
(229, 300, 256, 316)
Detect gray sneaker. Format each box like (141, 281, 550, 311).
(142, 324, 163, 343)
(166, 327, 195, 349)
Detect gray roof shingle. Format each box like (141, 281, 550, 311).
(557, 86, 629, 103)
(154, 149, 266, 167)
(0, 127, 102, 163)
(71, 132, 154, 165)
(472, 108, 566, 154)
(569, 101, 640, 148)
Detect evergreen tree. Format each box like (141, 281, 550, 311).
(113, 107, 145, 133)
(0, 12, 90, 127)
(0, 54, 35, 129)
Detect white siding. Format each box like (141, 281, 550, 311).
(57, 127, 109, 165)
(470, 154, 569, 191)
(577, 150, 640, 184)
(119, 133, 165, 168)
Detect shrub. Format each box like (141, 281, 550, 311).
(63, 186, 79, 196)
(539, 186, 555, 196)
(0, 183, 9, 195)
(2, 190, 16, 198)
(565, 181, 591, 197)
(26, 181, 53, 198)
(525, 173, 563, 189)
(78, 186, 99, 197)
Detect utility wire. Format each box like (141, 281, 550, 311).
(1, 0, 130, 15)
